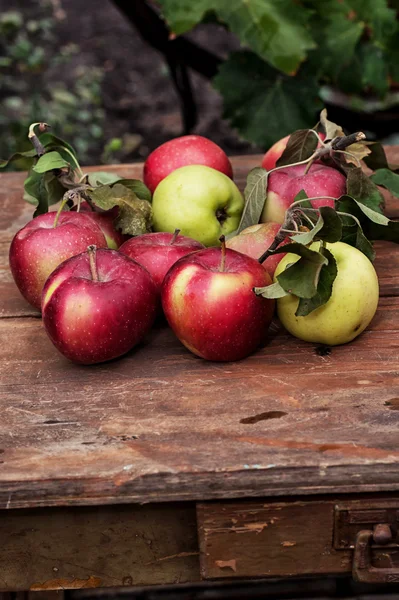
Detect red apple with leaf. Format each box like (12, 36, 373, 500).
(42, 246, 157, 364)
(162, 238, 275, 361)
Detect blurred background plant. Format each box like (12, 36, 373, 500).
(1, 0, 399, 171)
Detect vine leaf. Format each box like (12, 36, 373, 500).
(213, 51, 322, 149)
(158, 0, 315, 75)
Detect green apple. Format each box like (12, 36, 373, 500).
(152, 165, 244, 246)
(274, 242, 379, 346)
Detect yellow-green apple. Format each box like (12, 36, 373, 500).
(9, 212, 107, 310)
(274, 242, 379, 346)
(152, 165, 244, 246)
(262, 163, 346, 224)
(226, 223, 289, 278)
(144, 135, 233, 193)
(261, 132, 326, 172)
(119, 231, 204, 294)
(42, 246, 157, 364)
(72, 202, 127, 249)
(161, 244, 275, 361)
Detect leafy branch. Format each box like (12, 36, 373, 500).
(0, 122, 153, 235)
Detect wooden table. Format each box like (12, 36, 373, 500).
(2, 154, 399, 592)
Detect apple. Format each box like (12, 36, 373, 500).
(161, 242, 275, 361)
(226, 222, 289, 278)
(42, 246, 157, 364)
(261, 135, 290, 171)
(274, 242, 379, 346)
(261, 132, 326, 172)
(71, 202, 128, 249)
(152, 165, 244, 247)
(119, 230, 204, 293)
(9, 211, 107, 310)
(144, 135, 233, 193)
(262, 163, 347, 224)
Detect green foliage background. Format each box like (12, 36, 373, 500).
(159, 0, 399, 147)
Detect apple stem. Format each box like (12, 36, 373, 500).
(28, 122, 50, 157)
(304, 158, 314, 175)
(87, 245, 99, 281)
(219, 235, 226, 272)
(258, 211, 296, 264)
(170, 229, 181, 244)
(53, 191, 71, 228)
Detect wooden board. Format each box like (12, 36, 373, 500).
(2, 155, 399, 510)
(0, 503, 198, 591)
(198, 497, 399, 580)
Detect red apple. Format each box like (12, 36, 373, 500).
(143, 135, 233, 194)
(262, 163, 347, 224)
(261, 132, 326, 172)
(261, 135, 290, 171)
(162, 244, 275, 361)
(9, 211, 107, 310)
(119, 231, 204, 294)
(226, 223, 289, 278)
(72, 202, 128, 249)
(42, 246, 157, 364)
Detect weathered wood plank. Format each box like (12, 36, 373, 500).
(0, 503, 198, 591)
(198, 497, 399, 579)
(1, 298, 399, 508)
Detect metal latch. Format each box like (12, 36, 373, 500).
(334, 502, 399, 583)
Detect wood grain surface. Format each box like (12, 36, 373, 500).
(198, 497, 399, 580)
(2, 154, 399, 510)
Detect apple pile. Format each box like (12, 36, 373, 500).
(6, 110, 399, 364)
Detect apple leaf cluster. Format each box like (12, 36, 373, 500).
(0, 124, 153, 236)
(158, 0, 399, 148)
(252, 112, 399, 316)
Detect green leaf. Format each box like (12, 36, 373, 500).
(291, 214, 324, 245)
(341, 224, 376, 262)
(292, 189, 313, 209)
(87, 172, 123, 187)
(24, 170, 47, 213)
(88, 183, 152, 236)
(33, 151, 70, 173)
(363, 143, 389, 171)
(213, 51, 322, 148)
(317, 206, 343, 242)
(254, 280, 288, 300)
(0, 149, 37, 168)
(367, 220, 399, 246)
(345, 166, 384, 214)
(276, 129, 318, 168)
(359, 43, 389, 98)
(371, 169, 399, 198)
(158, 0, 316, 75)
(296, 248, 337, 317)
(113, 179, 152, 203)
(292, 206, 343, 245)
(231, 167, 267, 237)
(275, 243, 328, 299)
